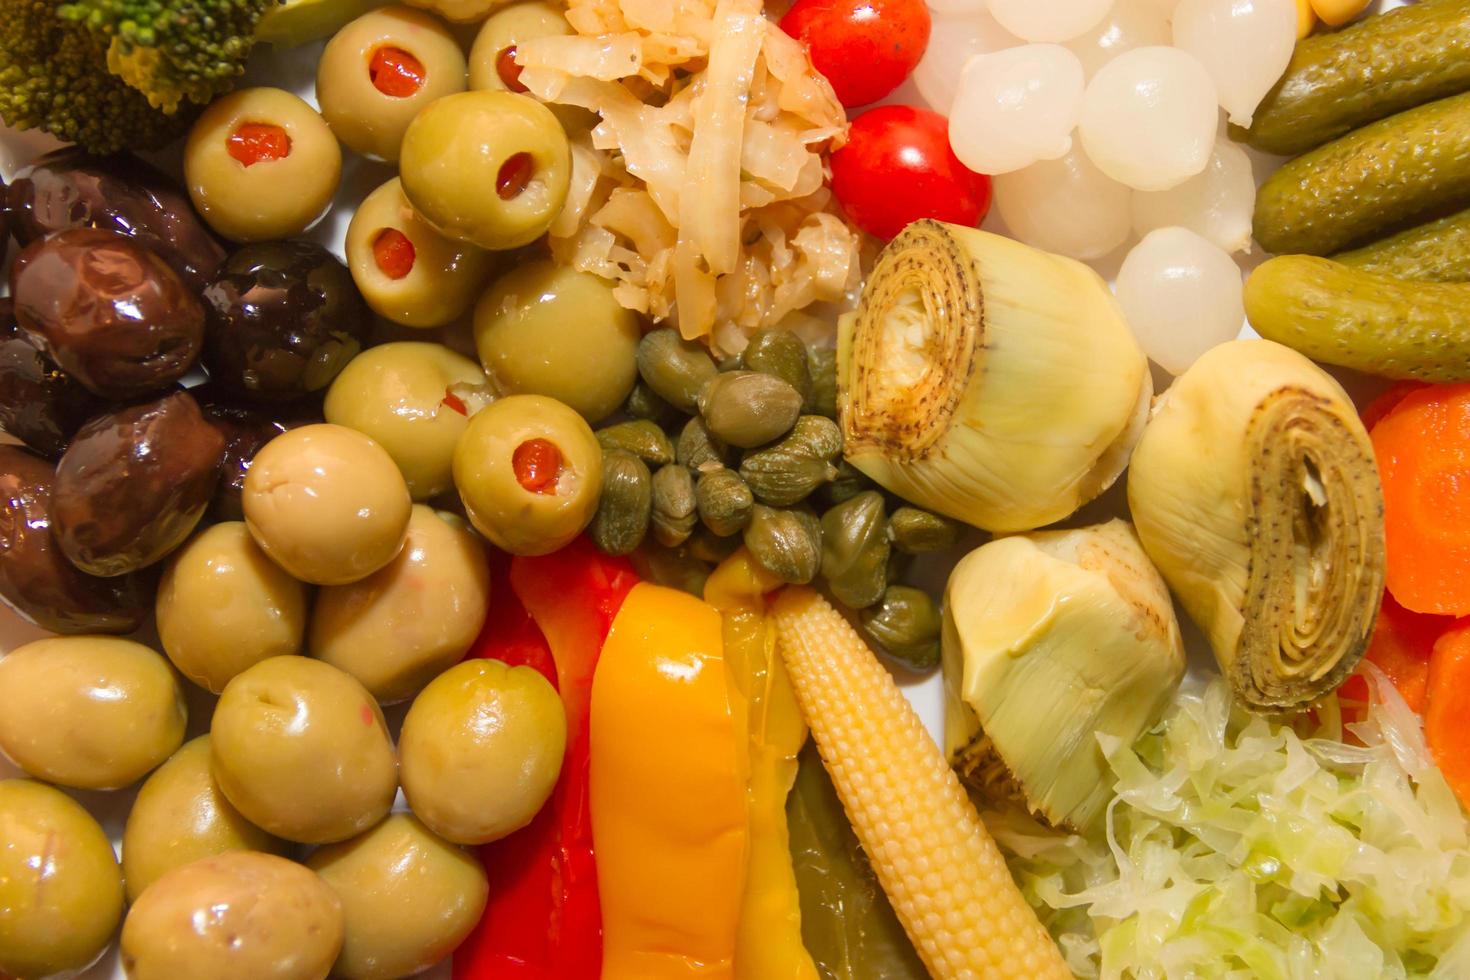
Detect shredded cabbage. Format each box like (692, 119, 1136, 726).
(986, 668, 1470, 979)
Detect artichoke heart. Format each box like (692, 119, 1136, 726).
(942, 519, 1185, 831)
(837, 220, 1150, 533)
(1127, 339, 1386, 710)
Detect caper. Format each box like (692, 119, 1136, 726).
(807, 345, 838, 419)
(589, 450, 652, 556)
(783, 415, 843, 461)
(687, 526, 741, 564)
(630, 544, 710, 597)
(739, 416, 843, 507)
(637, 329, 718, 413)
(624, 380, 683, 428)
(676, 416, 731, 473)
(742, 329, 812, 402)
(860, 585, 941, 671)
(888, 507, 962, 554)
(697, 371, 803, 450)
(824, 459, 875, 507)
(820, 491, 890, 610)
(651, 463, 697, 548)
(595, 420, 675, 466)
(743, 504, 821, 585)
(696, 469, 754, 538)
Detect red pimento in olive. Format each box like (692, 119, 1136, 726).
(227, 124, 291, 167)
(831, 105, 993, 241)
(779, 0, 931, 109)
(496, 46, 528, 93)
(371, 229, 416, 280)
(513, 438, 562, 494)
(497, 152, 535, 200)
(441, 389, 469, 417)
(370, 46, 427, 98)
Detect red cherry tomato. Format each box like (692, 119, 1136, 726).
(779, 0, 930, 109)
(830, 105, 993, 241)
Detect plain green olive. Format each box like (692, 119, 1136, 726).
(324, 342, 490, 500)
(121, 852, 344, 980)
(0, 780, 123, 980)
(307, 813, 488, 980)
(400, 658, 566, 845)
(0, 636, 186, 790)
(211, 656, 398, 845)
(474, 260, 641, 423)
(243, 423, 413, 586)
(345, 178, 495, 328)
(317, 6, 467, 162)
(311, 505, 491, 703)
(399, 90, 570, 251)
(405, 0, 513, 23)
(453, 394, 602, 555)
(184, 87, 342, 243)
(122, 736, 288, 903)
(156, 522, 309, 693)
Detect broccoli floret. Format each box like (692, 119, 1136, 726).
(60, 0, 283, 114)
(0, 0, 189, 153)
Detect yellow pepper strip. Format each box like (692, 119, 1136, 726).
(704, 551, 819, 980)
(591, 582, 751, 980)
(1295, 0, 1316, 38)
(1308, 0, 1370, 28)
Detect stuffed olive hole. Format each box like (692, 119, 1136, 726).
(369, 45, 426, 98)
(497, 151, 536, 201)
(372, 227, 416, 279)
(226, 122, 291, 167)
(496, 46, 527, 92)
(513, 437, 564, 494)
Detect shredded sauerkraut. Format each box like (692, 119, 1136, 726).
(986, 669, 1470, 979)
(516, 0, 862, 353)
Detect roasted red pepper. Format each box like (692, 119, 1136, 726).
(453, 540, 638, 980)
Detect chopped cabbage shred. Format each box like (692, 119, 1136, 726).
(985, 668, 1470, 979)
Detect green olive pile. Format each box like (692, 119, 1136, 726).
(588, 326, 957, 670)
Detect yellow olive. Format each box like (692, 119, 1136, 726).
(307, 813, 488, 980)
(452, 394, 602, 555)
(474, 259, 641, 424)
(469, 1, 566, 92)
(122, 736, 288, 903)
(156, 522, 310, 693)
(121, 852, 344, 980)
(399, 658, 566, 845)
(0, 636, 186, 790)
(399, 90, 570, 251)
(317, 5, 467, 162)
(345, 178, 495, 328)
(211, 656, 398, 845)
(243, 423, 413, 586)
(184, 87, 342, 243)
(0, 779, 123, 980)
(311, 506, 491, 703)
(324, 342, 490, 499)
(405, 0, 513, 24)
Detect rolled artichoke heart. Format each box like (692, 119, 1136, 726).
(1127, 339, 1386, 710)
(837, 220, 1151, 533)
(943, 519, 1185, 831)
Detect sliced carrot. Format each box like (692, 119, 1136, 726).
(1370, 383, 1470, 615)
(1361, 381, 1429, 432)
(1340, 591, 1451, 712)
(1426, 620, 1470, 809)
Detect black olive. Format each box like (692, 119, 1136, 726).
(0, 446, 150, 634)
(202, 240, 371, 403)
(0, 297, 105, 457)
(51, 390, 225, 577)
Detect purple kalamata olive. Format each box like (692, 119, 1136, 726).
(0, 297, 105, 457)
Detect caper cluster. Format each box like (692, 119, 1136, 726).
(588, 326, 957, 671)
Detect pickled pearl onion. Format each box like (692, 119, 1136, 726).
(948, 44, 1085, 175)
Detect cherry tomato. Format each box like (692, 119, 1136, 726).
(779, 0, 931, 109)
(830, 105, 993, 241)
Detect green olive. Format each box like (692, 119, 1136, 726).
(325, 342, 490, 499)
(0, 779, 123, 980)
(453, 394, 602, 555)
(308, 813, 488, 980)
(184, 87, 342, 243)
(469, 2, 567, 92)
(743, 504, 822, 585)
(860, 585, 942, 671)
(637, 328, 718, 412)
(243, 423, 413, 586)
(122, 736, 288, 903)
(400, 658, 567, 845)
(317, 6, 466, 161)
(121, 852, 344, 980)
(211, 656, 398, 845)
(588, 450, 653, 557)
(311, 505, 491, 704)
(820, 491, 890, 610)
(474, 260, 641, 423)
(156, 522, 310, 693)
(400, 90, 570, 251)
(0, 636, 186, 790)
(346, 178, 496, 328)
(405, 0, 511, 23)
(698, 371, 804, 449)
